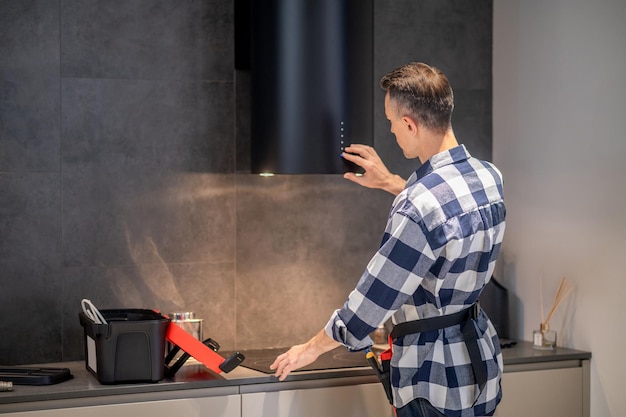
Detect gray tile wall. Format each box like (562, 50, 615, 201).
(0, 0, 492, 365)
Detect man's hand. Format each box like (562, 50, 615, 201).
(342, 144, 406, 196)
(270, 330, 340, 381)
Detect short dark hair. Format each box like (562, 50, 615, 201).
(380, 62, 454, 134)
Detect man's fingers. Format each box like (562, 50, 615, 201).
(344, 143, 373, 156)
(270, 351, 295, 380)
(341, 150, 367, 167)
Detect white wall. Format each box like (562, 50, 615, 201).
(493, 1, 626, 416)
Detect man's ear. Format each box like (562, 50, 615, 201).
(402, 116, 419, 136)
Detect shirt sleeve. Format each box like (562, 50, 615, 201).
(324, 209, 437, 350)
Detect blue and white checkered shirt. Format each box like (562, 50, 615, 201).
(325, 145, 506, 417)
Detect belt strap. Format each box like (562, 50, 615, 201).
(389, 303, 487, 399)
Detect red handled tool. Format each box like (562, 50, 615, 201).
(165, 321, 245, 377)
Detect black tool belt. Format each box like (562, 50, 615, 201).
(389, 303, 487, 401)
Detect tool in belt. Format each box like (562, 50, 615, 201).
(366, 302, 486, 405)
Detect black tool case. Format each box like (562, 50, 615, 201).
(79, 309, 170, 384)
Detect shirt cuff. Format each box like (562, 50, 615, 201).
(324, 310, 373, 352)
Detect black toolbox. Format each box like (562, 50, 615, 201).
(79, 309, 170, 384)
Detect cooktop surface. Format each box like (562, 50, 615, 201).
(225, 346, 376, 374)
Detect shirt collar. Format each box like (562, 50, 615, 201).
(406, 144, 471, 187)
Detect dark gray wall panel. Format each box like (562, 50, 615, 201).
(0, 173, 61, 264)
(0, 173, 62, 364)
(0, 261, 63, 364)
(61, 0, 234, 81)
(0, 0, 60, 172)
(61, 78, 234, 174)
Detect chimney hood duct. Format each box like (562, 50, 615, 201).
(248, 0, 373, 174)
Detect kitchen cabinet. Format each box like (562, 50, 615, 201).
(1, 395, 241, 417)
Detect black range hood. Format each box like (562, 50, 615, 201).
(239, 0, 373, 174)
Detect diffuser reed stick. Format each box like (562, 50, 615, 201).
(542, 277, 574, 330)
(535, 277, 574, 349)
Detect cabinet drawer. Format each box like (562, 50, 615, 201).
(242, 383, 393, 417)
(495, 367, 583, 417)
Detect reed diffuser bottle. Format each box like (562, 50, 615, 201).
(534, 277, 573, 350)
(533, 322, 557, 350)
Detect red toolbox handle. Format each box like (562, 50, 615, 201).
(165, 322, 244, 374)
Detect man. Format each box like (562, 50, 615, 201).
(270, 62, 506, 417)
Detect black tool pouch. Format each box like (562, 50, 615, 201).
(379, 348, 394, 404)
